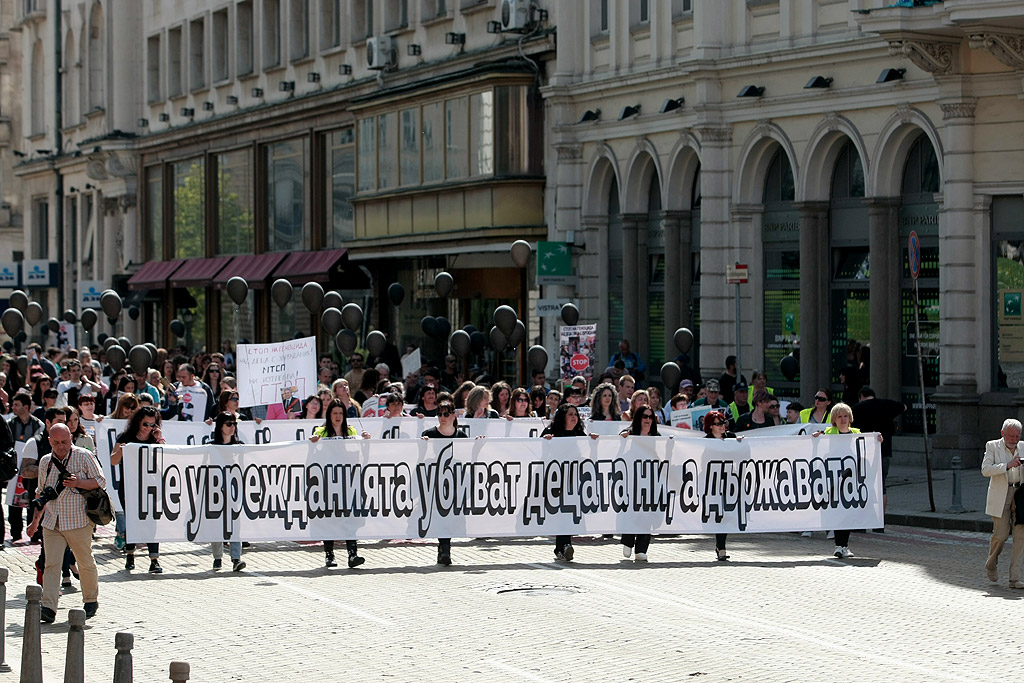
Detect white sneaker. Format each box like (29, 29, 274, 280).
(833, 546, 853, 559)
(634, 552, 648, 562)
(826, 530, 835, 539)
(800, 531, 813, 538)
(622, 546, 632, 559)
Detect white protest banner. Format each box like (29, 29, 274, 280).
(741, 423, 823, 438)
(235, 336, 317, 408)
(122, 433, 882, 543)
(54, 322, 76, 352)
(560, 324, 597, 383)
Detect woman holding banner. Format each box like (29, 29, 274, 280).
(619, 406, 660, 561)
(311, 400, 370, 568)
(111, 406, 166, 573)
(590, 383, 620, 422)
(420, 398, 467, 566)
(301, 395, 324, 420)
(704, 410, 743, 562)
(509, 388, 536, 418)
(490, 382, 513, 418)
(812, 402, 883, 559)
(411, 384, 440, 418)
(541, 404, 599, 561)
(209, 412, 247, 571)
(465, 386, 500, 419)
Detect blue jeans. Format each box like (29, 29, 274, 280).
(211, 542, 242, 561)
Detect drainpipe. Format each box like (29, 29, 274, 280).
(54, 0, 65, 313)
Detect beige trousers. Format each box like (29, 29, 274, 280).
(987, 488, 1024, 583)
(42, 523, 98, 611)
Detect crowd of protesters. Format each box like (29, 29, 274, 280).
(0, 336, 903, 621)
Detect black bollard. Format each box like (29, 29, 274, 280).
(113, 632, 134, 683)
(64, 609, 85, 683)
(169, 661, 190, 683)
(0, 567, 9, 672)
(21, 584, 43, 683)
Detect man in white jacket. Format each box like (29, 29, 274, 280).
(982, 418, 1024, 587)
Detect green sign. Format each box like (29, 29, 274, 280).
(537, 241, 573, 285)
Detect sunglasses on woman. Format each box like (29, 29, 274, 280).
(224, 421, 236, 427)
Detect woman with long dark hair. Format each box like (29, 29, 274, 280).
(111, 406, 166, 573)
(800, 388, 833, 424)
(490, 381, 512, 418)
(509, 387, 535, 418)
(310, 399, 370, 568)
(301, 394, 324, 420)
(540, 403, 598, 561)
(704, 410, 743, 561)
(420, 398, 467, 566)
(619, 406, 660, 561)
(590, 382, 620, 422)
(529, 386, 548, 418)
(209, 412, 246, 571)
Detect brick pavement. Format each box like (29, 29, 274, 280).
(1, 526, 1022, 682)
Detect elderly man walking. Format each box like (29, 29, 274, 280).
(982, 418, 1024, 588)
(26, 423, 106, 622)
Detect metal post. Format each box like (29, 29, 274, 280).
(113, 632, 134, 683)
(169, 661, 190, 683)
(0, 567, 9, 672)
(949, 454, 964, 513)
(21, 585, 43, 683)
(735, 281, 742, 382)
(913, 277, 936, 512)
(64, 609, 85, 683)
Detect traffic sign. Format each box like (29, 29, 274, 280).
(726, 263, 749, 284)
(570, 354, 589, 373)
(908, 231, 921, 280)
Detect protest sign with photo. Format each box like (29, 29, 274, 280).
(235, 336, 317, 408)
(560, 324, 597, 384)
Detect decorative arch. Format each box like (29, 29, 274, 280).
(869, 106, 943, 197)
(734, 122, 799, 204)
(800, 114, 870, 202)
(622, 138, 663, 213)
(88, 1, 104, 111)
(582, 144, 622, 217)
(664, 133, 702, 212)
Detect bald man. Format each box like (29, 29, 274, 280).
(27, 423, 106, 622)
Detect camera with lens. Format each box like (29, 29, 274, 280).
(30, 485, 61, 509)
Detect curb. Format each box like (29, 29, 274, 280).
(885, 512, 992, 534)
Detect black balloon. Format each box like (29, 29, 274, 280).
(1, 308, 24, 337)
(24, 302, 42, 327)
(144, 342, 159, 361)
(47, 318, 60, 333)
(489, 326, 508, 353)
(780, 354, 799, 381)
(434, 272, 454, 298)
(323, 291, 344, 312)
(1, 341, 11, 352)
(170, 319, 186, 338)
(8, 291, 28, 313)
(341, 303, 363, 332)
(226, 277, 248, 306)
(100, 290, 122, 321)
(493, 306, 517, 337)
(436, 316, 452, 340)
(527, 345, 549, 372)
(673, 328, 694, 354)
(271, 279, 293, 308)
(560, 302, 580, 326)
(301, 282, 325, 316)
(321, 307, 343, 336)
(449, 330, 471, 357)
(63, 310, 77, 325)
(80, 308, 98, 331)
(507, 320, 526, 349)
(15, 355, 27, 377)
(336, 329, 358, 355)
(421, 316, 439, 339)
(97, 333, 109, 345)
(118, 336, 132, 353)
(106, 345, 126, 372)
(365, 330, 386, 358)
(387, 282, 405, 306)
(469, 331, 485, 354)
(128, 305, 140, 321)
(462, 324, 477, 335)
(129, 345, 153, 375)
(660, 362, 681, 395)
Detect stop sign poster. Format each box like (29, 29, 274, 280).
(560, 324, 598, 383)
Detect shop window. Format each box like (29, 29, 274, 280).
(994, 198, 1024, 391)
(172, 158, 205, 259)
(216, 150, 254, 255)
(445, 97, 468, 180)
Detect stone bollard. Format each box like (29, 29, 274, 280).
(64, 609, 86, 683)
(169, 661, 190, 683)
(0, 567, 9, 672)
(21, 584, 43, 683)
(949, 455, 965, 513)
(113, 632, 134, 683)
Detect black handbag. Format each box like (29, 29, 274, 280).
(45, 456, 114, 526)
(0, 449, 17, 485)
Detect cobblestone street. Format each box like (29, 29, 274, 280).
(0, 524, 1019, 682)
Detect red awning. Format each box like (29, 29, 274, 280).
(271, 249, 348, 284)
(211, 253, 288, 289)
(168, 256, 234, 288)
(126, 259, 185, 290)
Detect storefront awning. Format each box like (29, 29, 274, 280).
(168, 256, 234, 288)
(126, 259, 185, 290)
(271, 249, 348, 284)
(211, 253, 288, 289)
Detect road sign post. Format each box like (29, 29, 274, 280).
(726, 263, 749, 381)
(909, 230, 935, 512)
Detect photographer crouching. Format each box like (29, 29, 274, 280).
(26, 423, 106, 623)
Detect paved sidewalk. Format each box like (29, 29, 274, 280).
(885, 463, 993, 532)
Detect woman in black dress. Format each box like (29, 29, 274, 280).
(540, 403, 598, 561)
(110, 406, 166, 574)
(704, 410, 743, 561)
(420, 398, 465, 566)
(619, 406, 659, 561)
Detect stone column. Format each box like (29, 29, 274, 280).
(933, 97, 981, 466)
(578, 215, 607, 340)
(696, 127, 733, 378)
(621, 213, 644, 351)
(795, 202, 829, 401)
(866, 197, 902, 403)
(662, 210, 688, 357)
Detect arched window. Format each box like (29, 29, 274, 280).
(88, 2, 104, 111)
(64, 31, 78, 126)
(763, 149, 795, 204)
(647, 175, 665, 369)
(31, 39, 45, 134)
(762, 149, 799, 388)
(831, 142, 865, 199)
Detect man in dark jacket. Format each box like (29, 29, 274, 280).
(852, 386, 906, 510)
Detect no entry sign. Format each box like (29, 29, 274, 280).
(908, 231, 922, 280)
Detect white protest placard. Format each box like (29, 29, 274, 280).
(55, 322, 76, 351)
(401, 347, 421, 380)
(670, 406, 713, 431)
(122, 433, 883, 543)
(235, 336, 317, 408)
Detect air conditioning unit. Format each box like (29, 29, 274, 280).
(500, 0, 531, 32)
(366, 36, 395, 70)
